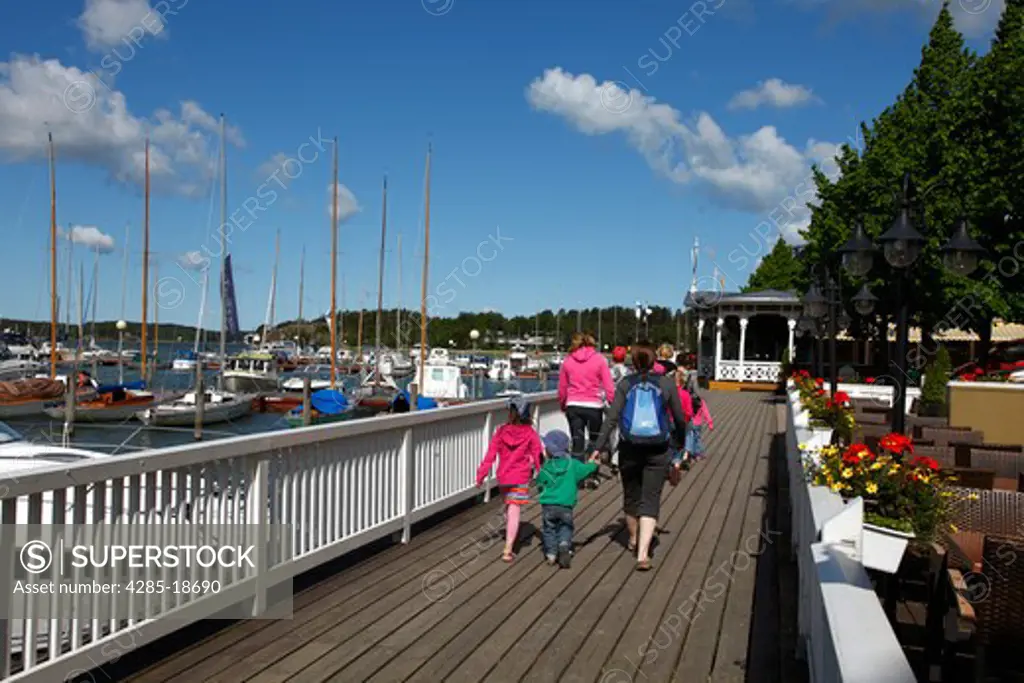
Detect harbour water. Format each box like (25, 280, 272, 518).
(9, 341, 556, 454)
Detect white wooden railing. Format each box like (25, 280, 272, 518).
(785, 382, 916, 683)
(0, 392, 563, 681)
(718, 360, 782, 383)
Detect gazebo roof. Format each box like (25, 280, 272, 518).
(684, 288, 801, 309)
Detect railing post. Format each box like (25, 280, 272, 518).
(400, 426, 415, 543)
(246, 454, 270, 616)
(482, 410, 493, 503)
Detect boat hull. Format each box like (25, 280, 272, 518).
(285, 408, 356, 428)
(139, 398, 253, 426)
(223, 374, 279, 393)
(0, 399, 52, 419)
(44, 398, 154, 423)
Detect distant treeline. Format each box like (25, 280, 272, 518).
(3, 305, 696, 350)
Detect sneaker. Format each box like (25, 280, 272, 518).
(557, 546, 572, 569)
(545, 554, 556, 565)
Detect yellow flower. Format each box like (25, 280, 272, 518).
(888, 467, 900, 476)
(799, 443, 809, 451)
(830, 482, 843, 493)
(968, 493, 980, 500)
(865, 482, 878, 495)
(949, 523, 959, 533)
(919, 475, 932, 484)
(841, 467, 854, 479)
(870, 461, 883, 471)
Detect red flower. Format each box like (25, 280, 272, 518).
(911, 456, 940, 471)
(842, 443, 873, 464)
(799, 370, 810, 378)
(815, 377, 824, 386)
(833, 391, 850, 405)
(974, 366, 985, 375)
(865, 377, 875, 384)
(879, 433, 914, 457)
(815, 388, 826, 397)
(958, 373, 974, 382)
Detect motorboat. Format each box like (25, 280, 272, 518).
(171, 349, 200, 371)
(488, 358, 514, 381)
(43, 381, 155, 423)
(509, 346, 529, 375)
(388, 351, 414, 377)
(138, 389, 253, 426)
(1, 330, 40, 362)
(548, 352, 564, 369)
(280, 365, 333, 392)
(0, 345, 45, 382)
(414, 363, 470, 402)
(222, 351, 281, 393)
(285, 388, 357, 427)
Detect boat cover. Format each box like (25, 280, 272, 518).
(95, 380, 146, 394)
(0, 377, 64, 402)
(398, 390, 438, 410)
(311, 389, 350, 415)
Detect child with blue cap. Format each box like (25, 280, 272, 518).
(536, 428, 599, 568)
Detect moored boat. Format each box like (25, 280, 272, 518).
(138, 389, 253, 426)
(0, 376, 88, 419)
(223, 351, 281, 393)
(43, 382, 155, 423)
(285, 388, 356, 427)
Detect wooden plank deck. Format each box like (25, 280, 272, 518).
(100, 391, 798, 683)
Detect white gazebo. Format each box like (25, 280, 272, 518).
(685, 289, 804, 385)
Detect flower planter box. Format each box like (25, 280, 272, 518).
(861, 523, 915, 574)
(948, 380, 1024, 446)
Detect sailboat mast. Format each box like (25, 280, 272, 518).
(141, 137, 150, 379)
(375, 175, 387, 379)
(90, 247, 99, 344)
(77, 263, 84, 355)
(48, 132, 58, 378)
(120, 223, 129, 319)
(194, 268, 207, 353)
(218, 114, 228, 390)
(153, 261, 159, 361)
(298, 244, 305, 322)
(396, 233, 402, 350)
(270, 229, 280, 336)
(65, 225, 73, 335)
(329, 136, 339, 388)
(417, 144, 431, 387)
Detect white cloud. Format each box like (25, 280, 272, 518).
(727, 78, 819, 110)
(176, 250, 205, 270)
(326, 183, 361, 223)
(789, 0, 1006, 38)
(0, 55, 241, 197)
(78, 0, 166, 51)
(60, 224, 116, 253)
(526, 67, 823, 213)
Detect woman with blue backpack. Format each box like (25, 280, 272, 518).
(591, 341, 689, 571)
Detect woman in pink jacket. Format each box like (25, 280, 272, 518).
(558, 332, 615, 457)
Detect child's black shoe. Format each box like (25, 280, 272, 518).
(557, 545, 572, 569)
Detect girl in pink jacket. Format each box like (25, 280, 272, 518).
(476, 395, 543, 562)
(558, 333, 615, 457)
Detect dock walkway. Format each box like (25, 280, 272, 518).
(112, 391, 800, 683)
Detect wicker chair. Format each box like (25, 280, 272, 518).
(969, 450, 1024, 481)
(972, 535, 1024, 679)
(915, 445, 956, 469)
(947, 489, 1024, 537)
(947, 468, 996, 491)
(921, 426, 984, 447)
(955, 442, 1024, 469)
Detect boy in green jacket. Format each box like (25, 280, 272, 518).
(538, 429, 599, 569)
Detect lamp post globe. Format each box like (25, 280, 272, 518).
(802, 283, 828, 319)
(940, 217, 986, 277)
(839, 222, 875, 278)
(878, 174, 926, 270)
(116, 320, 127, 331)
(469, 329, 480, 341)
(852, 284, 878, 316)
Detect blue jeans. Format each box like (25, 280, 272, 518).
(541, 504, 574, 557)
(685, 424, 705, 456)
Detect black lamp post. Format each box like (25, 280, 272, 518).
(802, 272, 843, 395)
(838, 174, 986, 435)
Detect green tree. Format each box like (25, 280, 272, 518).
(743, 238, 803, 292)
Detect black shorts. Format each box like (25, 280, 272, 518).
(617, 442, 669, 519)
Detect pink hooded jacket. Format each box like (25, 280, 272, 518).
(558, 347, 615, 410)
(476, 423, 543, 487)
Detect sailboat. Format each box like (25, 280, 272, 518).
(156, 117, 255, 424)
(2, 134, 95, 418)
(45, 138, 155, 423)
(354, 175, 401, 414)
(288, 136, 356, 427)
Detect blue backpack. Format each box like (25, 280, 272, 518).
(619, 374, 670, 445)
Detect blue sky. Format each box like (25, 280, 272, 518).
(0, 0, 1006, 329)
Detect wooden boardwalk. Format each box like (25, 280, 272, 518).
(108, 391, 798, 683)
